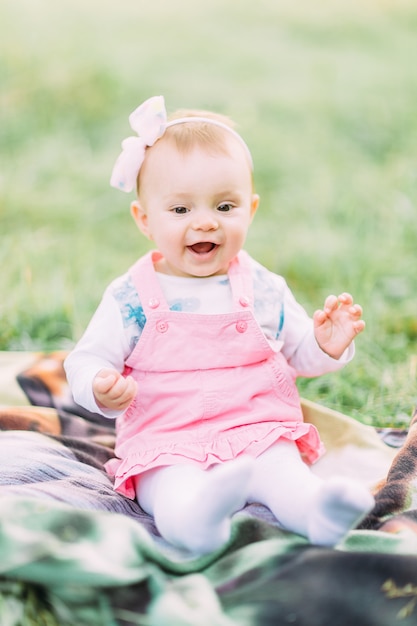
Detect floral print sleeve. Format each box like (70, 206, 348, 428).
(112, 274, 146, 352)
(251, 261, 286, 341)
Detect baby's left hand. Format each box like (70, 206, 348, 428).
(313, 292, 365, 360)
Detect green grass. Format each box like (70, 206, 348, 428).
(1, 0, 417, 427)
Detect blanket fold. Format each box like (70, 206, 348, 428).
(0, 351, 416, 625)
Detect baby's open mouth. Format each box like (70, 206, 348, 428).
(188, 242, 217, 254)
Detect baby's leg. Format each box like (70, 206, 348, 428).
(136, 457, 254, 554)
(248, 439, 374, 546)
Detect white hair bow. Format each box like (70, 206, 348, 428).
(110, 95, 167, 192)
(110, 95, 253, 193)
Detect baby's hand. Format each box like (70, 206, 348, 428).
(313, 292, 365, 360)
(93, 368, 137, 412)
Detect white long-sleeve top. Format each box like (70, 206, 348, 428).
(65, 254, 353, 417)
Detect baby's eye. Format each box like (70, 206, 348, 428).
(172, 206, 189, 214)
(217, 203, 234, 212)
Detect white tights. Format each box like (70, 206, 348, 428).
(135, 440, 374, 555)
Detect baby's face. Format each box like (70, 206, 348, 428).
(131, 138, 259, 277)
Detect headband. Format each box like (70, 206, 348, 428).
(110, 95, 253, 193)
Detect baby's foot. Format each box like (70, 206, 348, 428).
(308, 476, 374, 546)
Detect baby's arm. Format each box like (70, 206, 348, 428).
(64, 278, 137, 416)
(313, 292, 365, 360)
(93, 368, 138, 412)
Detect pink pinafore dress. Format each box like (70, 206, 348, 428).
(105, 250, 323, 498)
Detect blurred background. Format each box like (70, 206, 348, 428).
(2, 0, 417, 426)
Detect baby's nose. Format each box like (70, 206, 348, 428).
(192, 210, 219, 231)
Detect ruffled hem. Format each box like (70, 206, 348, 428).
(105, 421, 324, 499)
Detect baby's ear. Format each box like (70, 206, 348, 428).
(131, 201, 152, 239)
(250, 194, 260, 220)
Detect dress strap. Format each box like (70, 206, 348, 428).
(228, 251, 254, 310)
(128, 251, 170, 315)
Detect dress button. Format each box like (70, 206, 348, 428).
(239, 296, 250, 307)
(149, 298, 160, 309)
(236, 320, 248, 333)
(156, 320, 168, 333)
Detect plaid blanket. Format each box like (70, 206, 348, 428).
(0, 351, 417, 625)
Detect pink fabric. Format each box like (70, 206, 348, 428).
(105, 250, 324, 498)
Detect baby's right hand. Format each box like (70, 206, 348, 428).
(93, 368, 137, 412)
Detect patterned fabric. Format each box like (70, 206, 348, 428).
(0, 351, 417, 625)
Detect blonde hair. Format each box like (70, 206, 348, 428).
(165, 109, 237, 154)
(137, 109, 251, 193)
